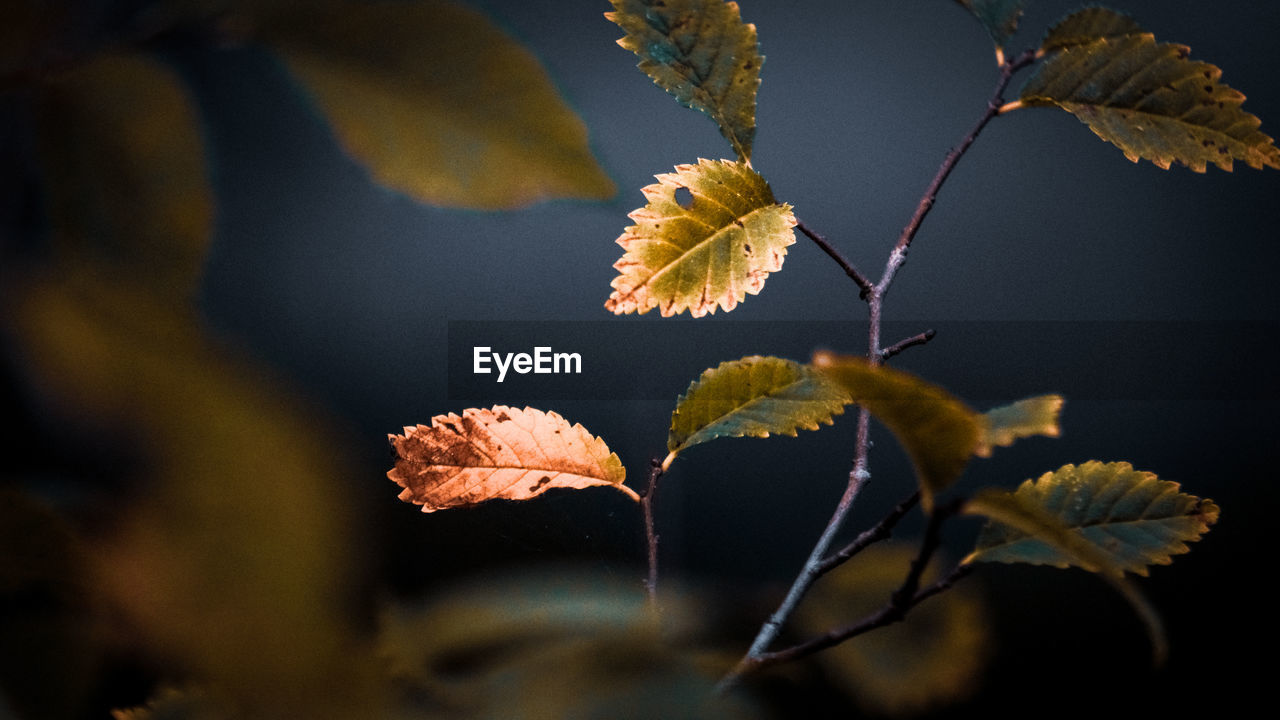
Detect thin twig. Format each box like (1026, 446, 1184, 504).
(814, 490, 920, 578)
(880, 330, 936, 361)
(796, 219, 875, 297)
(640, 458, 664, 603)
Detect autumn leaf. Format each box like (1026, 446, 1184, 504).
(953, 0, 1024, 48)
(388, 406, 637, 512)
(664, 355, 850, 470)
(1039, 7, 1142, 53)
(974, 394, 1063, 458)
(32, 52, 213, 298)
(606, 158, 796, 317)
(966, 461, 1219, 576)
(811, 351, 981, 512)
(1020, 33, 1280, 171)
(259, 0, 614, 209)
(796, 544, 989, 715)
(606, 0, 763, 161)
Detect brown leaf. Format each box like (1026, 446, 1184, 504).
(388, 406, 637, 512)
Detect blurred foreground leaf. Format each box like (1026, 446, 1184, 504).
(796, 544, 990, 716)
(387, 406, 637, 513)
(664, 355, 849, 470)
(811, 352, 981, 512)
(111, 687, 233, 720)
(974, 394, 1063, 458)
(260, 0, 614, 209)
(606, 158, 795, 317)
(0, 486, 103, 720)
(32, 52, 213, 298)
(7, 269, 385, 718)
(378, 567, 764, 720)
(606, 0, 763, 161)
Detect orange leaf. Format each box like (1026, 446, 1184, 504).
(388, 406, 637, 512)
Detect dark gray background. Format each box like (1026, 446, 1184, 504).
(6, 1, 1279, 716)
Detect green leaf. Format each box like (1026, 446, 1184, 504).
(953, 0, 1024, 48)
(966, 461, 1219, 576)
(259, 0, 614, 209)
(811, 351, 981, 513)
(1040, 6, 1142, 53)
(796, 544, 990, 715)
(974, 394, 1063, 457)
(1020, 33, 1280, 171)
(605, 158, 796, 317)
(663, 355, 850, 469)
(33, 52, 213, 299)
(962, 479, 1174, 664)
(606, 0, 763, 161)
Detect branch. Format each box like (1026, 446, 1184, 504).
(640, 457, 664, 603)
(880, 329, 936, 361)
(877, 49, 1036, 295)
(796, 219, 875, 298)
(734, 502, 970, 677)
(814, 490, 920, 578)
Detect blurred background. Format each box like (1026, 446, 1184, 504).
(3, 0, 1277, 717)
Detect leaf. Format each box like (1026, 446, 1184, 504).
(605, 158, 796, 317)
(663, 355, 850, 470)
(953, 0, 1024, 48)
(379, 568, 764, 719)
(606, 0, 763, 161)
(111, 688, 233, 720)
(388, 406, 637, 512)
(962, 479, 1176, 664)
(1019, 33, 1280, 171)
(259, 0, 614, 209)
(1040, 6, 1142, 53)
(796, 544, 989, 715)
(33, 52, 213, 298)
(966, 461, 1219, 576)
(811, 351, 981, 513)
(974, 394, 1063, 457)
(7, 268, 386, 718)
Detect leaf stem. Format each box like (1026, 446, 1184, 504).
(640, 457, 665, 603)
(796, 219, 874, 298)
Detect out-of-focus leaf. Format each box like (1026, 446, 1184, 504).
(258, 0, 614, 209)
(7, 269, 386, 718)
(1020, 33, 1280, 171)
(953, 0, 1024, 48)
(32, 52, 213, 298)
(388, 406, 637, 513)
(967, 461, 1218, 576)
(796, 543, 989, 716)
(0, 486, 103, 720)
(1040, 6, 1142, 53)
(111, 687, 233, 720)
(606, 0, 763, 161)
(663, 355, 849, 470)
(974, 394, 1063, 457)
(605, 158, 795, 317)
(963, 482, 1169, 663)
(379, 568, 763, 720)
(811, 351, 981, 512)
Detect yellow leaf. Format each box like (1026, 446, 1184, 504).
(606, 158, 796, 317)
(974, 394, 1063, 457)
(811, 352, 981, 512)
(796, 544, 990, 716)
(259, 0, 614, 209)
(388, 406, 637, 512)
(33, 52, 213, 298)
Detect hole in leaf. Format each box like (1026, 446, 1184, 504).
(674, 186, 693, 208)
